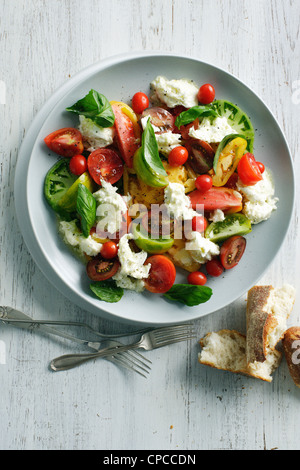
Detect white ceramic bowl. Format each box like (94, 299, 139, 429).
(14, 52, 294, 326)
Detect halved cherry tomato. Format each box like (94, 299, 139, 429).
(237, 153, 263, 186)
(101, 241, 118, 260)
(168, 146, 189, 167)
(144, 255, 176, 294)
(86, 255, 120, 281)
(189, 187, 242, 212)
(69, 154, 88, 175)
(186, 139, 215, 174)
(131, 92, 149, 115)
(220, 235, 246, 269)
(87, 148, 123, 185)
(192, 216, 208, 233)
(141, 107, 175, 133)
(205, 259, 224, 277)
(44, 127, 84, 157)
(256, 161, 265, 174)
(195, 174, 213, 193)
(198, 84, 215, 105)
(187, 271, 207, 286)
(112, 103, 139, 167)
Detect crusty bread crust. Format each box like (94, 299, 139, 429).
(282, 327, 300, 388)
(246, 286, 276, 363)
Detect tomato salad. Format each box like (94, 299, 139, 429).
(43, 77, 278, 307)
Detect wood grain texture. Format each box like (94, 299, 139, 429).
(0, 0, 300, 450)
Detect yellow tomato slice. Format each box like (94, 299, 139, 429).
(212, 137, 247, 187)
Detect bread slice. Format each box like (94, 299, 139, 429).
(198, 329, 282, 382)
(246, 284, 296, 364)
(282, 327, 300, 388)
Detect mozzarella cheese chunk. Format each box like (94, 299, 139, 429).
(188, 116, 237, 143)
(186, 231, 220, 264)
(93, 180, 129, 235)
(78, 115, 115, 152)
(164, 182, 196, 220)
(150, 76, 198, 108)
(58, 220, 102, 257)
(236, 168, 278, 224)
(140, 116, 161, 133)
(112, 234, 150, 292)
(209, 209, 225, 223)
(155, 132, 182, 156)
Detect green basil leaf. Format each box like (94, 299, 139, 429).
(90, 281, 124, 303)
(175, 105, 219, 129)
(76, 183, 96, 238)
(66, 89, 115, 128)
(142, 118, 168, 178)
(164, 284, 213, 307)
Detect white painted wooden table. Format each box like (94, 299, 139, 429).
(1, 0, 299, 450)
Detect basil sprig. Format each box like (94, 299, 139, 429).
(164, 284, 213, 307)
(142, 118, 168, 177)
(175, 105, 219, 129)
(76, 183, 96, 238)
(90, 281, 124, 303)
(66, 89, 115, 128)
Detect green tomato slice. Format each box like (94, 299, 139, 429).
(56, 171, 95, 212)
(205, 213, 252, 243)
(131, 220, 174, 254)
(211, 100, 255, 152)
(44, 159, 78, 212)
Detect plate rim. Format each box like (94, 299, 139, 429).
(14, 51, 295, 326)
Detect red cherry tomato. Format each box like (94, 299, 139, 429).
(131, 92, 150, 115)
(205, 259, 224, 277)
(192, 216, 208, 233)
(197, 84, 215, 105)
(237, 153, 263, 186)
(168, 146, 189, 167)
(195, 174, 213, 193)
(69, 154, 88, 175)
(44, 127, 84, 157)
(112, 103, 139, 167)
(101, 241, 118, 260)
(220, 235, 246, 270)
(87, 148, 123, 185)
(86, 256, 120, 281)
(187, 271, 207, 286)
(141, 107, 175, 133)
(256, 161, 265, 174)
(144, 255, 176, 294)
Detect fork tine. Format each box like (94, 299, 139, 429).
(111, 355, 150, 378)
(154, 335, 196, 347)
(125, 350, 152, 369)
(153, 328, 196, 342)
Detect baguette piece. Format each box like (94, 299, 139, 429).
(282, 327, 300, 388)
(246, 284, 295, 364)
(198, 329, 282, 382)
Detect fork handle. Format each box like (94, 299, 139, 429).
(50, 343, 141, 371)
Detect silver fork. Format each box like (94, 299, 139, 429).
(0, 306, 151, 339)
(0, 307, 151, 377)
(50, 324, 196, 371)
